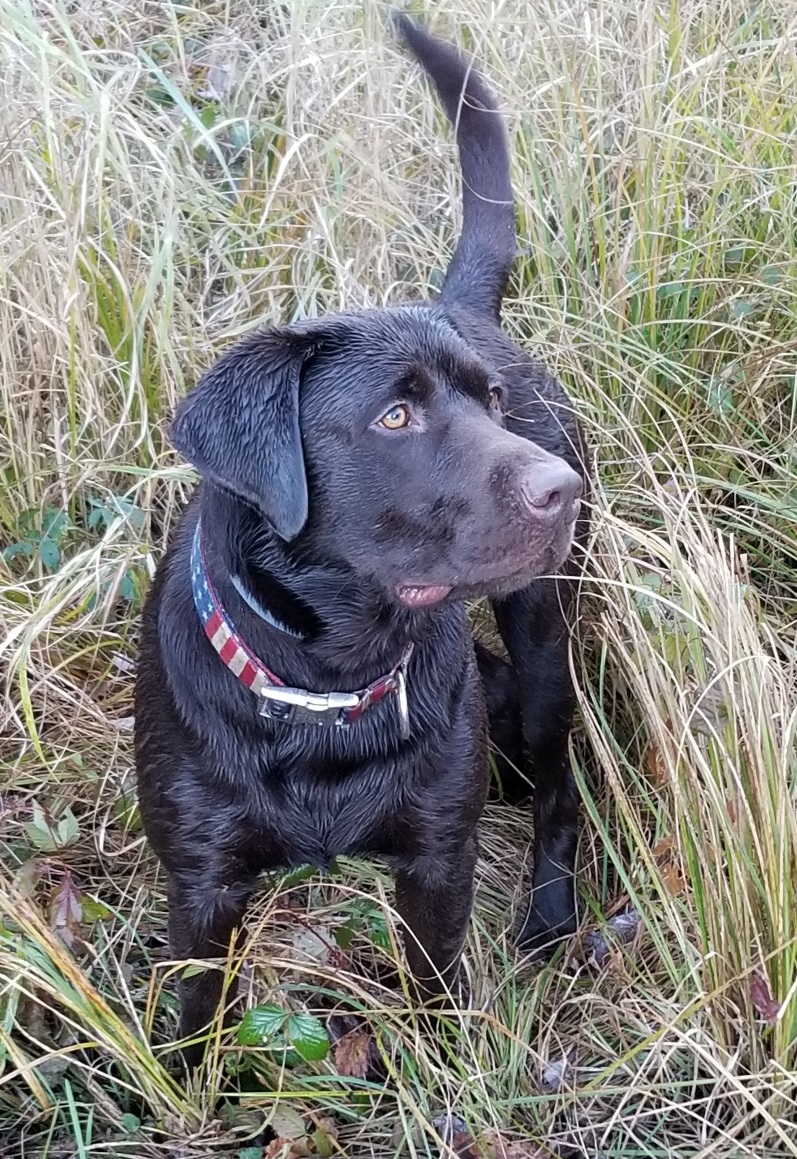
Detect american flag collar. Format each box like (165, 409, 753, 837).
(190, 521, 413, 735)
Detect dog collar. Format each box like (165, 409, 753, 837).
(190, 522, 412, 735)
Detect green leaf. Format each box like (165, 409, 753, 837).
(237, 1003, 286, 1045)
(723, 245, 746, 266)
(313, 1125, 336, 1158)
(732, 299, 755, 318)
(707, 378, 734, 416)
(108, 495, 145, 529)
(237, 1148, 262, 1159)
(55, 808, 80, 847)
(366, 911, 391, 951)
(37, 538, 60, 570)
(228, 121, 251, 151)
(278, 862, 318, 889)
(145, 85, 175, 106)
(120, 573, 137, 602)
(181, 963, 209, 980)
(760, 264, 781, 286)
(81, 897, 113, 922)
(333, 921, 357, 950)
(286, 1012, 330, 1061)
(199, 103, 219, 130)
(41, 508, 68, 541)
(656, 281, 686, 299)
(3, 541, 34, 561)
(24, 805, 59, 851)
(120, 1113, 140, 1134)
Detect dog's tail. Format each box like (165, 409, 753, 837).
(395, 13, 516, 320)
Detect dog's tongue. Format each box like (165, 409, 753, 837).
(396, 584, 453, 608)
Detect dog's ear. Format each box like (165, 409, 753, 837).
(170, 327, 318, 540)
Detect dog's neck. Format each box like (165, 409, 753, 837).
(196, 485, 448, 688)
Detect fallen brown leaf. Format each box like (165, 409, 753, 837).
(660, 862, 686, 896)
(483, 1128, 545, 1158)
(264, 1141, 311, 1159)
(652, 835, 676, 862)
(333, 1028, 371, 1078)
(450, 1130, 481, 1159)
(428, 1115, 476, 1157)
(750, 970, 780, 1025)
(49, 869, 82, 948)
(644, 745, 669, 786)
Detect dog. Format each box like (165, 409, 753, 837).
(135, 14, 590, 1065)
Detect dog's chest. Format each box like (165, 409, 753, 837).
(258, 754, 406, 869)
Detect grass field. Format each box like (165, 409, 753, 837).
(2, 0, 797, 1155)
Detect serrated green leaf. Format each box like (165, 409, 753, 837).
(24, 805, 58, 851)
(120, 1112, 140, 1134)
(37, 538, 60, 570)
(120, 573, 136, 602)
(81, 897, 113, 921)
(237, 1003, 286, 1045)
(732, 298, 755, 318)
(333, 921, 357, 950)
(760, 264, 781, 286)
(237, 1148, 262, 1159)
(3, 541, 34, 561)
(279, 862, 318, 889)
(41, 508, 68, 541)
(366, 911, 391, 951)
(286, 1012, 329, 1061)
(56, 808, 80, 847)
(23, 826, 56, 852)
(199, 103, 219, 130)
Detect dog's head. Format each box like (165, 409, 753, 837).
(171, 308, 582, 608)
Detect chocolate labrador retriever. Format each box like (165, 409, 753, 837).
(135, 14, 590, 1063)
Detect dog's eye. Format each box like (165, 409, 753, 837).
(379, 405, 411, 430)
(488, 387, 502, 410)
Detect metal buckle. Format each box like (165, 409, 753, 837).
(259, 685, 361, 727)
(395, 664, 410, 741)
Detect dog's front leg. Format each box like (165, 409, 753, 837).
(167, 867, 258, 1069)
(394, 837, 478, 1002)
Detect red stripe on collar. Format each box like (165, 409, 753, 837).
(190, 521, 412, 733)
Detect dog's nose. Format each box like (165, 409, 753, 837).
(521, 459, 583, 522)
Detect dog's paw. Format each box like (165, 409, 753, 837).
(516, 905, 578, 962)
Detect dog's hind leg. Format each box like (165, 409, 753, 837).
(492, 580, 580, 956)
(473, 640, 528, 802)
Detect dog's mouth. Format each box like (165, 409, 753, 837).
(395, 583, 454, 608)
(394, 529, 577, 609)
